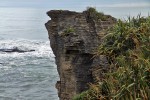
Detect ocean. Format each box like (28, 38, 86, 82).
(0, 6, 149, 100)
(0, 8, 59, 100)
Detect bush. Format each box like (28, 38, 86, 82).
(74, 16, 150, 100)
(62, 27, 75, 36)
(86, 7, 108, 21)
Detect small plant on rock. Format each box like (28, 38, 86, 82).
(62, 27, 75, 36)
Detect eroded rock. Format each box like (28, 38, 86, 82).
(45, 10, 116, 100)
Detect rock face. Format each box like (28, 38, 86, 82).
(45, 10, 116, 100)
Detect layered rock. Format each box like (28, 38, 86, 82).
(45, 10, 116, 100)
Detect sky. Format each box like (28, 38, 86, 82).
(0, 0, 150, 18)
(0, 0, 149, 8)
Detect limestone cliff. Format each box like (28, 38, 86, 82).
(45, 9, 116, 100)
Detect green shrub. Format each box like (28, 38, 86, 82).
(73, 84, 106, 100)
(62, 27, 75, 36)
(86, 7, 108, 21)
(74, 16, 150, 100)
(73, 91, 88, 100)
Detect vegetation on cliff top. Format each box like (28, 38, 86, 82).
(73, 15, 150, 100)
(86, 7, 111, 21)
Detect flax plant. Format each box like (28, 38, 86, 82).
(74, 16, 150, 100)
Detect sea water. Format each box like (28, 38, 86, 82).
(0, 6, 149, 100)
(0, 8, 59, 100)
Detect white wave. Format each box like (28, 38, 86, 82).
(0, 39, 54, 65)
(0, 40, 54, 56)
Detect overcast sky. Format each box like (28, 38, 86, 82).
(0, 0, 149, 8)
(0, 0, 149, 18)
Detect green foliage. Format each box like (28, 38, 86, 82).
(74, 16, 150, 100)
(62, 27, 75, 36)
(73, 84, 106, 100)
(73, 91, 88, 100)
(86, 7, 108, 21)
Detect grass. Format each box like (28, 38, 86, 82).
(86, 7, 109, 21)
(74, 15, 150, 100)
(61, 27, 75, 36)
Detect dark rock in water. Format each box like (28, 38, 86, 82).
(45, 10, 116, 100)
(0, 47, 35, 53)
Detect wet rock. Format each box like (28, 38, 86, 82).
(0, 47, 35, 53)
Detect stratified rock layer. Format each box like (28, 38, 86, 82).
(45, 10, 116, 100)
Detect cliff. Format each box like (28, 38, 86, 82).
(45, 9, 116, 100)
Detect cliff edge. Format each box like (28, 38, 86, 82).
(45, 9, 116, 100)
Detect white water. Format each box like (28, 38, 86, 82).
(0, 8, 59, 100)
